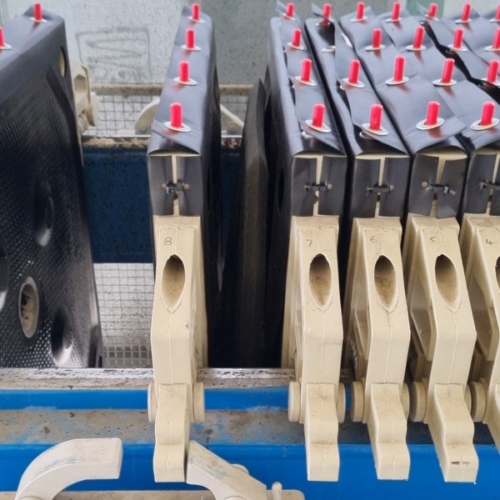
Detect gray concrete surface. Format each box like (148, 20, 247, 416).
(1, 0, 183, 83)
(1, 1, 497, 83)
(203, 0, 393, 83)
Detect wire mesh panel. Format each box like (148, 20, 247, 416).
(94, 263, 153, 368)
(84, 85, 249, 136)
(86, 95, 156, 136)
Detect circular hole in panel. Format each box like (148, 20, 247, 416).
(162, 255, 186, 310)
(309, 253, 332, 307)
(18, 277, 40, 339)
(51, 309, 74, 366)
(374, 255, 397, 309)
(435, 254, 460, 308)
(34, 182, 54, 247)
(0, 236, 8, 311)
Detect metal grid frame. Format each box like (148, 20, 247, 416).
(94, 263, 154, 368)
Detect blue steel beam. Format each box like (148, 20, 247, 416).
(0, 386, 498, 499)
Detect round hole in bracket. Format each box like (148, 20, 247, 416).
(435, 254, 460, 308)
(34, 182, 54, 247)
(0, 235, 8, 311)
(309, 253, 333, 308)
(18, 277, 40, 339)
(51, 308, 74, 366)
(374, 255, 397, 309)
(59, 47, 67, 78)
(162, 255, 186, 310)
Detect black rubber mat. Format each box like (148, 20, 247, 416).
(0, 7, 101, 367)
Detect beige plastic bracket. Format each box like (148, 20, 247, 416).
(403, 215, 478, 482)
(15, 438, 122, 500)
(69, 58, 99, 135)
(148, 215, 208, 483)
(282, 216, 344, 481)
(135, 101, 243, 136)
(186, 441, 304, 500)
(344, 218, 411, 480)
(461, 215, 500, 449)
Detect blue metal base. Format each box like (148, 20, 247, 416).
(0, 386, 498, 498)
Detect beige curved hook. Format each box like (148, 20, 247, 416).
(15, 438, 122, 500)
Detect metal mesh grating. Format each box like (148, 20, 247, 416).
(85, 95, 156, 137)
(94, 263, 154, 368)
(221, 94, 248, 120)
(84, 85, 249, 137)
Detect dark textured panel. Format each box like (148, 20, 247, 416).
(221, 81, 268, 367)
(147, 6, 222, 365)
(263, 14, 347, 365)
(0, 8, 101, 367)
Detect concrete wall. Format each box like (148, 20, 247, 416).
(0, 0, 184, 84)
(203, 0, 393, 84)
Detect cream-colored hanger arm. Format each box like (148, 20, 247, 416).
(404, 215, 477, 483)
(461, 215, 500, 449)
(149, 216, 207, 482)
(283, 216, 344, 481)
(345, 218, 411, 480)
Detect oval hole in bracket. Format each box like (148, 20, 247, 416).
(162, 255, 186, 310)
(435, 254, 460, 309)
(309, 253, 333, 308)
(374, 255, 397, 310)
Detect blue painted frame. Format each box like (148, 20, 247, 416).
(0, 387, 288, 411)
(0, 386, 499, 498)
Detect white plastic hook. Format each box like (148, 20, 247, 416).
(15, 438, 122, 500)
